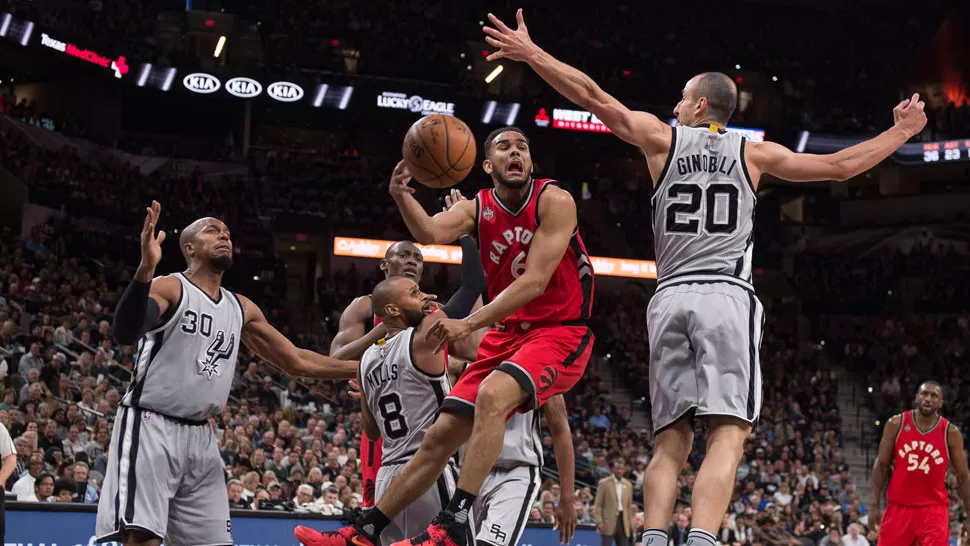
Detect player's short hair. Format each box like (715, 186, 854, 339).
(371, 277, 406, 319)
(919, 380, 943, 392)
(484, 126, 529, 157)
(693, 72, 738, 124)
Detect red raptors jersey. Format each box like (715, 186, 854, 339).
(360, 313, 384, 508)
(475, 178, 594, 324)
(887, 410, 950, 506)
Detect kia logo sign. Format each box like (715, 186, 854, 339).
(226, 77, 262, 98)
(183, 73, 220, 94)
(267, 81, 304, 102)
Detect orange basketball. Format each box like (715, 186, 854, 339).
(402, 115, 477, 188)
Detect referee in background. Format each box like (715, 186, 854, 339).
(0, 421, 16, 541)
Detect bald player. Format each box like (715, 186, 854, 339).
(331, 239, 428, 513)
(96, 202, 358, 546)
(484, 10, 928, 546)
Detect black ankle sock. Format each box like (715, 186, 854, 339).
(446, 489, 477, 523)
(358, 508, 391, 540)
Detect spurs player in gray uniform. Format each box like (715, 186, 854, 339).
(486, 10, 928, 545)
(468, 396, 575, 546)
(359, 235, 485, 544)
(96, 201, 358, 546)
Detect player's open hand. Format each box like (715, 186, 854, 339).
(389, 160, 415, 197)
(138, 201, 165, 277)
(443, 189, 467, 211)
(553, 491, 577, 544)
(427, 318, 473, 354)
(892, 93, 927, 138)
(484, 9, 540, 63)
(347, 377, 362, 400)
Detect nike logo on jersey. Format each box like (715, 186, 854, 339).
(198, 330, 236, 380)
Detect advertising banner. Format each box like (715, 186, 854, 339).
(376, 91, 455, 116)
(333, 237, 658, 279)
(37, 31, 129, 79)
(6, 506, 599, 546)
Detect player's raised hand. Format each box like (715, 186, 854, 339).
(443, 189, 467, 212)
(389, 160, 415, 197)
(484, 9, 540, 63)
(138, 201, 165, 278)
(892, 93, 927, 138)
(427, 317, 473, 354)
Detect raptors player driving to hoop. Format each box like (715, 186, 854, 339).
(870, 381, 970, 546)
(296, 126, 594, 546)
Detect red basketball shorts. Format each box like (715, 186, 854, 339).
(360, 435, 382, 508)
(441, 323, 593, 415)
(877, 502, 949, 546)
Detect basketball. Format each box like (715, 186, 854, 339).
(402, 115, 477, 188)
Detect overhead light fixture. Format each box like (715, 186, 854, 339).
(485, 65, 504, 83)
(214, 35, 226, 57)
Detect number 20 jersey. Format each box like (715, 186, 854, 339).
(651, 125, 756, 283)
(475, 178, 594, 324)
(359, 328, 451, 466)
(887, 410, 950, 506)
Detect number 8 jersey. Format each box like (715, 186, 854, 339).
(359, 328, 451, 466)
(887, 410, 950, 506)
(651, 125, 756, 283)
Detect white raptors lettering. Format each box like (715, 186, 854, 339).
(897, 440, 946, 473)
(489, 227, 534, 279)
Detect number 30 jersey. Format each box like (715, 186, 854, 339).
(651, 125, 756, 283)
(887, 410, 950, 506)
(359, 328, 451, 466)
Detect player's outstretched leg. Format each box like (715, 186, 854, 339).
(393, 371, 527, 546)
(295, 413, 473, 546)
(640, 418, 693, 546)
(686, 418, 749, 546)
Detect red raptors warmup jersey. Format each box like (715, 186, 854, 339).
(887, 410, 950, 506)
(475, 178, 594, 325)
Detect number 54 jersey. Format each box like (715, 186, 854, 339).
(887, 410, 950, 506)
(651, 124, 756, 283)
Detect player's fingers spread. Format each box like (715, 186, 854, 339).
(487, 12, 512, 33)
(516, 8, 526, 29)
(485, 36, 505, 49)
(156, 231, 166, 245)
(483, 26, 504, 39)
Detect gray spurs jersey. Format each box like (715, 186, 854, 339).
(494, 410, 543, 469)
(122, 273, 245, 421)
(360, 328, 451, 466)
(651, 125, 757, 284)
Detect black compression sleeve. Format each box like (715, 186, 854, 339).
(111, 280, 161, 345)
(442, 236, 487, 320)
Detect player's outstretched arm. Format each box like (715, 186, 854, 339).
(427, 186, 576, 349)
(330, 296, 388, 361)
(870, 414, 901, 528)
(358, 368, 381, 442)
(237, 294, 357, 380)
(544, 394, 577, 544)
(947, 424, 970, 525)
(748, 94, 927, 183)
(112, 201, 182, 345)
(483, 9, 670, 153)
(389, 160, 476, 245)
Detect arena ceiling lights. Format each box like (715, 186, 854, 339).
(0, 12, 34, 46)
(480, 100, 520, 125)
(179, 72, 353, 108)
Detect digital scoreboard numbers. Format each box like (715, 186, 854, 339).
(920, 140, 970, 163)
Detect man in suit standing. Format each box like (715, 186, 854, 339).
(594, 460, 634, 546)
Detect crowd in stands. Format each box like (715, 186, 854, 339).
(2, 0, 962, 140)
(2, 97, 969, 546)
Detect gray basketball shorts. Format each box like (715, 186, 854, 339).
(470, 465, 542, 546)
(646, 276, 765, 433)
(375, 461, 458, 544)
(96, 406, 231, 546)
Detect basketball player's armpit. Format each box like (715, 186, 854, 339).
(442, 236, 486, 319)
(112, 279, 162, 344)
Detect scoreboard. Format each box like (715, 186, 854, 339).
(800, 132, 970, 166)
(910, 140, 970, 164)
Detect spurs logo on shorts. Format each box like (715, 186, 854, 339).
(198, 330, 236, 379)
